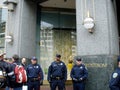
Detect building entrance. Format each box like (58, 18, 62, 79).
(38, 8, 76, 80)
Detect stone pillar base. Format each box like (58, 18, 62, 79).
(77, 55, 118, 90)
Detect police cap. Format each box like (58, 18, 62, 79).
(31, 57, 37, 61)
(76, 57, 82, 61)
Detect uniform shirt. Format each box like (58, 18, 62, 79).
(70, 64, 88, 80)
(109, 67, 120, 90)
(27, 64, 43, 80)
(47, 61, 67, 81)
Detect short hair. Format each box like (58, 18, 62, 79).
(12, 54, 19, 61)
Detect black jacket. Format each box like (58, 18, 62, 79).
(8, 61, 23, 88)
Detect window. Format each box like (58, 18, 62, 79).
(0, 8, 8, 54)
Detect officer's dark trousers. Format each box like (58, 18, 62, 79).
(73, 82, 85, 90)
(28, 80, 40, 90)
(50, 80, 65, 90)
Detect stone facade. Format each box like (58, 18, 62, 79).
(6, 0, 37, 58)
(76, 0, 119, 90)
(5, 0, 119, 90)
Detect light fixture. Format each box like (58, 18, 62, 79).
(3, 0, 17, 12)
(5, 35, 13, 43)
(83, 11, 95, 33)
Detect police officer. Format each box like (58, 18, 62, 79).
(47, 54, 67, 90)
(70, 57, 88, 90)
(109, 56, 120, 90)
(26, 57, 43, 90)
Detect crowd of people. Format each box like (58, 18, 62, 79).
(0, 53, 89, 90)
(0, 53, 43, 90)
(1, 52, 120, 90)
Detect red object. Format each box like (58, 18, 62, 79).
(14, 65, 27, 83)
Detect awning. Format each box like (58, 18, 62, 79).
(26, 0, 48, 3)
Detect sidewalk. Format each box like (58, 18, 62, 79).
(41, 85, 73, 90)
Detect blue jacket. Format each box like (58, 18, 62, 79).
(27, 64, 43, 80)
(109, 68, 120, 90)
(70, 64, 88, 81)
(47, 61, 67, 81)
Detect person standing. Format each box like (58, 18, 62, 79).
(47, 54, 67, 90)
(70, 57, 88, 90)
(0, 53, 8, 90)
(10, 54, 23, 90)
(26, 57, 43, 90)
(109, 56, 120, 90)
(21, 58, 27, 69)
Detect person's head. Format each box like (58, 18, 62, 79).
(76, 57, 82, 66)
(68, 56, 73, 64)
(55, 54, 61, 62)
(21, 58, 26, 64)
(118, 56, 120, 67)
(12, 54, 19, 62)
(31, 57, 37, 65)
(0, 53, 5, 60)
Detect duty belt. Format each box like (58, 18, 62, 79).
(52, 76, 63, 80)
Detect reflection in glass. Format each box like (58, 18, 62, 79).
(39, 10, 76, 80)
(0, 8, 8, 54)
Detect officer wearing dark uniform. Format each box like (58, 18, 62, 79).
(47, 54, 67, 90)
(70, 57, 88, 90)
(109, 56, 120, 90)
(26, 57, 43, 90)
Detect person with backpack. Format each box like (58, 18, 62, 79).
(26, 57, 43, 90)
(9, 54, 25, 90)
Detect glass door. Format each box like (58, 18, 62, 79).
(38, 8, 76, 80)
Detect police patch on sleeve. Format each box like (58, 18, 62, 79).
(113, 73, 118, 78)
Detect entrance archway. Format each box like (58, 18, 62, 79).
(37, 0, 76, 81)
